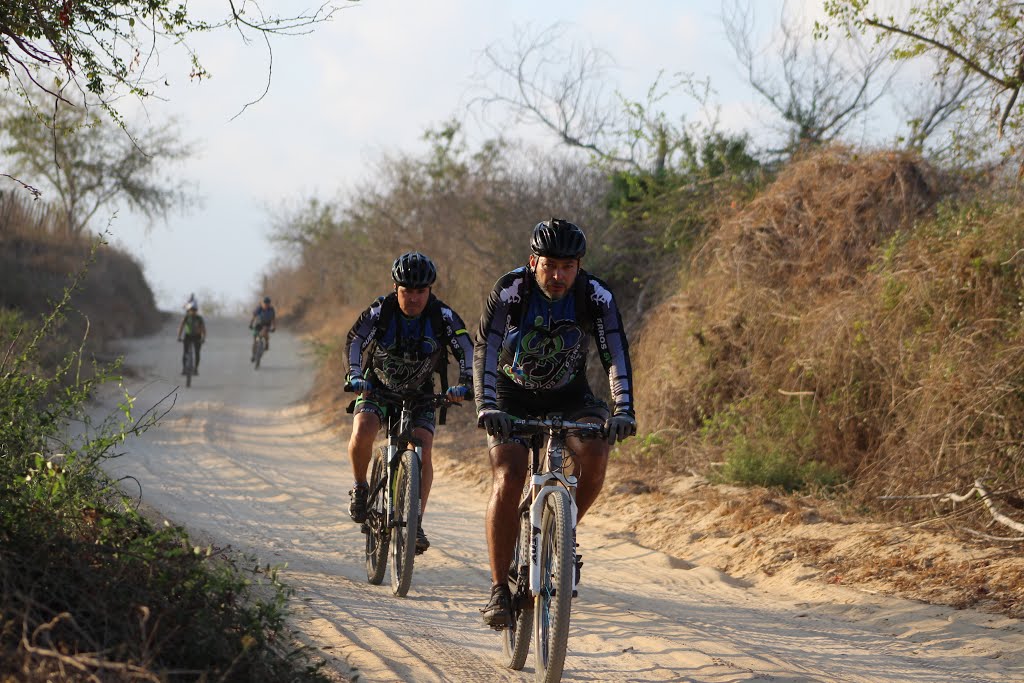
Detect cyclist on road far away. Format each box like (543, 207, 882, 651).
(176, 302, 207, 375)
(344, 252, 474, 554)
(249, 296, 276, 360)
(474, 217, 637, 629)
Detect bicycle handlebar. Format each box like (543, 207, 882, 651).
(511, 417, 605, 437)
(343, 383, 460, 409)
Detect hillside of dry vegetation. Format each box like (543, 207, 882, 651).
(632, 147, 1024, 526)
(0, 192, 163, 348)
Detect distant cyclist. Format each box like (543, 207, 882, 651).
(344, 252, 473, 554)
(176, 302, 207, 375)
(475, 218, 636, 628)
(249, 296, 276, 361)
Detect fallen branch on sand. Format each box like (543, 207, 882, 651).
(880, 479, 1024, 541)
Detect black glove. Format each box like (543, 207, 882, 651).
(605, 412, 637, 445)
(478, 408, 514, 439)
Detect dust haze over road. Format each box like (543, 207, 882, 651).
(99, 319, 1024, 682)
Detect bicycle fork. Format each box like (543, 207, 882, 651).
(385, 442, 422, 531)
(527, 473, 579, 596)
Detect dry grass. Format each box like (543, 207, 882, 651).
(633, 146, 1024, 523)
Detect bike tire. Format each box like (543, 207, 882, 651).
(254, 338, 263, 370)
(390, 449, 420, 597)
(184, 348, 194, 388)
(365, 449, 389, 585)
(534, 490, 573, 683)
(502, 509, 533, 670)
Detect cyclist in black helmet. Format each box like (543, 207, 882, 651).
(248, 296, 277, 359)
(344, 251, 474, 554)
(475, 218, 636, 628)
(176, 301, 206, 375)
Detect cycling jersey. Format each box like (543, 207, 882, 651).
(252, 306, 276, 327)
(346, 294, 473, 392)
(474, 267, 634, 416)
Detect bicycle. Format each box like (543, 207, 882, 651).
(347, 384, 455, 597)
(251, 325, 267, 369)
(179, 337, 195, 388)
(500, 415, 603, 683)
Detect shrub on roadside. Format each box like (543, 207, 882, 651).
(0, 255, 327, 682)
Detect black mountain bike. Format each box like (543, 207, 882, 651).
(251, 326, 266, 369)
(501, 415, 603, 683)
(180, 338, 195, 388)
(348, 384, 455, 597)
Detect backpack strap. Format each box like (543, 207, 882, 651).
(573, 271, 591, 332)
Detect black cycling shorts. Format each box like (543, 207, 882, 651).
(487, 376, 609, 449)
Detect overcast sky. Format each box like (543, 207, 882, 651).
(105, 0, 847, 312)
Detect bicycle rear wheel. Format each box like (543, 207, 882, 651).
(534, 490, 573, 683)
(364, 449, 389, 585)
(502, 508, 533, 670)
(390, 449, 420, 597)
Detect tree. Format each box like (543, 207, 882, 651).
(818, 1, 1024, 162)
(0, 0, 346, 111)
(724, 0, 895, 159)
(471, 23, 719, 176)
(0, 94, 192, 235)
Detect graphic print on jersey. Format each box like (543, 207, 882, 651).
(501, 300, 586, 391)
(371, 316, 440, 390)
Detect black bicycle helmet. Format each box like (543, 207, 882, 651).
(530, 218, 587, 259)
(263, 296, 271, 304)
(392, 251, 437, 288)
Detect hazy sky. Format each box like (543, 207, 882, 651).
(105, 0, 835, 312)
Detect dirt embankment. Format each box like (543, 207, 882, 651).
(431, 406, 1024, 623)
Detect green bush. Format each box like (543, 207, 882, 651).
(703, 399, 844, 493)
(0, 248, 326, 681)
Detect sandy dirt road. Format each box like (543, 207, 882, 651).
(98, 319, 1023, 682)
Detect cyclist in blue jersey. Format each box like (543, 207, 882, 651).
(344, 252, 474, 553)
(248, 296, 276, 360)
(475, 218, 636, 628)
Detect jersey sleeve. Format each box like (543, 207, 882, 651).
(587, 275, 635, 416)
(474, 269, 526, 412)
(437, 303, 474, 386)
(345, 297, 385, 379)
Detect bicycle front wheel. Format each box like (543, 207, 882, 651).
(534, 489, 573, 683)
(365, 448, 389, 585)
(390, 449, 420, 597)
(502, 509, 533, 670)
(253, 337, 264, 369)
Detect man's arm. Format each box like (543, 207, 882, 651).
(474, 269, 525, 412)
(588, 275, 635, 417)
(440, 304, 474, 386)
(345, 298, 384, 382)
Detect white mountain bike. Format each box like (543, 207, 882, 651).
(501, 415, 603, 683)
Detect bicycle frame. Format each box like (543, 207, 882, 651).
(363, 386, 450, 531)
(515, 416, 602, 596)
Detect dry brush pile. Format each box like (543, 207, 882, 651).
(634, 147, 1024, 527)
